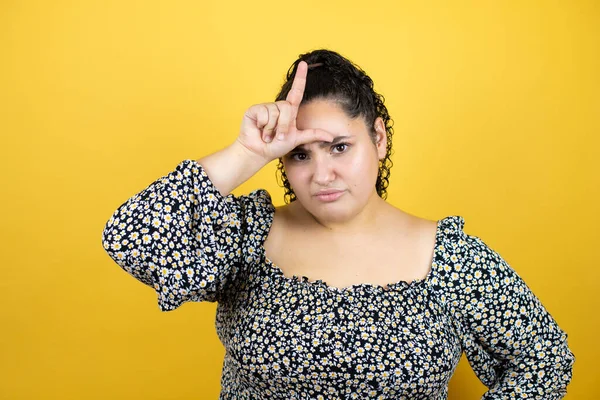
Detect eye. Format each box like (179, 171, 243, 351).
(289, 152, 308, 161)
(332, 143, 350, 154)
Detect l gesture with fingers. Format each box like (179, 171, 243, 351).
(237, 61, 335, 163)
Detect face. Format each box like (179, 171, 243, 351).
(283, 99, 387, 224)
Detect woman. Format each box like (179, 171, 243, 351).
(102, 49, 574, 399)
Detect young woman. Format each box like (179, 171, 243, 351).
(102, 49, 574, 399)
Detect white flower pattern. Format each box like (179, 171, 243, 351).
(102, 160, 574, 399)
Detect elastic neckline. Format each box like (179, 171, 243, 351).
(261, 217, 449, 295)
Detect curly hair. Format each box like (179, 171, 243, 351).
(274, 49, 394, 204)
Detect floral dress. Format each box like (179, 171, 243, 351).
(102, 159, 574, 399)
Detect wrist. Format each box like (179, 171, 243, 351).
(230, 140, 270, 171)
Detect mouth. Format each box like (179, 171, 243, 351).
(314, 189, 345, 202)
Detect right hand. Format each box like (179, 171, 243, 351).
(236, 61, 336, 162)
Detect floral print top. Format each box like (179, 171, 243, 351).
(102, 159, 574, 399)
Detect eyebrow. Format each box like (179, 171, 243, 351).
(292, 135, 352, 152)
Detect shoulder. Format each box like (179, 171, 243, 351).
(380, 208, 439, 259)
(433, 215, 502, 261)
(430, 215, 516, 288)
(230, 190, 276, 248)
(239, 189, 275, 214)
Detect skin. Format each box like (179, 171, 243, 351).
(282, 99, 390, 230)
(267, 101, 437, 288)
(199, 61, 438, 287)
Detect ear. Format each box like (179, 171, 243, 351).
(373, 117, 387, 160)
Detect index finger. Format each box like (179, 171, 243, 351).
(286, 60, 307, 108)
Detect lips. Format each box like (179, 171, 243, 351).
(314, 189, 345, 202)
(315, 189, 344, 195)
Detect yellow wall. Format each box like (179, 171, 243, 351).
(1, 1, 597, 398)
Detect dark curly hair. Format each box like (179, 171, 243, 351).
(274, 49, 394, 204)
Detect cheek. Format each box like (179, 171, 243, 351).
(343, 149, 379, 179)
(282, 163, 308, 187)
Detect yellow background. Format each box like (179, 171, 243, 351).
(1, 0, 598, 398)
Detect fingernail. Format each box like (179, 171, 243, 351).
(265, 136, 272, 143)
(277, 133, 284, 140)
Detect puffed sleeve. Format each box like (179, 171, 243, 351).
(430, 216, 574, 399)
(101, 159, 274, 311)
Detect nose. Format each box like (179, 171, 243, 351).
(311, 156, 335, 186)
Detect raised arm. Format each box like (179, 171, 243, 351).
(102, 61, 335, 310)
(101, 159, 272, 310)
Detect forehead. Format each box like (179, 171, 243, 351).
(296, 99, 370, 135)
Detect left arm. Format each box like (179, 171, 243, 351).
(432, 224, 575, 398)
